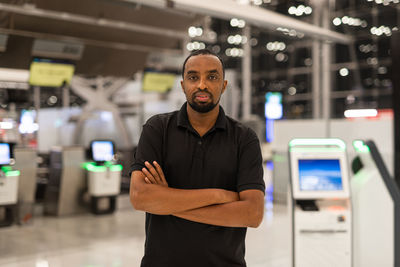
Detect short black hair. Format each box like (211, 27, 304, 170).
(181, 49, 225, 79)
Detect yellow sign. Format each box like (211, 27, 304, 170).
(29, 62, 75, 87)
(142, 72, 176, 93)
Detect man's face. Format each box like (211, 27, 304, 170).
(181, 55, 227, 113)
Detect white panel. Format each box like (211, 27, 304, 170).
(294, 204, 352, 267)
(272, 120, 328, 152)
(0, 175, 19, 205)
(88, 170, 121, 197)
(32, 39, 84, 60)
(37, 107, 81, 152)
(330, 118, 393, 176)
(351, 165, 394, 267)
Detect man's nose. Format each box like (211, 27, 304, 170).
(198, 77, 207, 90)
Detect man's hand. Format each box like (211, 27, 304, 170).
(141, 161, 168, 187)
(130, 163, 239, 215)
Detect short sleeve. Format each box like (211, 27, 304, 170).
(236, 128, 265, 194)
(129, 116, 163, 177)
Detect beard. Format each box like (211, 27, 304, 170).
(187, 91, 220, 113)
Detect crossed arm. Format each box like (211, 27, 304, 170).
(129, 161, 265, 228)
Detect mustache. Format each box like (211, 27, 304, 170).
(194, 90, 212, 97)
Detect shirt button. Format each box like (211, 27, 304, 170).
(198, 141, 202, 145)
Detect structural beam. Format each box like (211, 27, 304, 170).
(0, 28, 181, 54)
(123, 0, 353, 44)
(0, 3, 187, 39)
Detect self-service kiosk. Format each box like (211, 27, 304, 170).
(289, 138, 352, 267)
(82, 140, 122, 215)
(0, 143, 20, 226)
(351, 140, 400, 267)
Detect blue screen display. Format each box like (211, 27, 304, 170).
(91, 141, 114, 162)
(298, 159, 343, 191)
(0, 143, 11, 165)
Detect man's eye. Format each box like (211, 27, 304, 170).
(209, 75, 217, 80)
(188, 76, 198, 80)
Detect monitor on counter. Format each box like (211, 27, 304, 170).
(298, 159, 343, 191)
(90, 140, 115, 163)
(290, 150, 350, 199)
(0, 143, 11, 166)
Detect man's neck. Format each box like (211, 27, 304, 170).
(186, 104, 220, 137)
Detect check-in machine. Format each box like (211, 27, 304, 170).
(351, 140, 400, 267)
(0, 143, 20, 226)
(82, 140, 122, 215)
(289, 138, 352, 267)
(44, 146, 86, 216)
(13, 148, 37, 225)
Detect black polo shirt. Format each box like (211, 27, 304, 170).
(130, 102, 265, 267)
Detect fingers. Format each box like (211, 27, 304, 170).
(153, 161, 168, 186)
(142, 161, 168, 186)
(145, 161, 161, 183)
(142, 167, 156, 184)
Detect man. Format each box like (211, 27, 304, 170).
(130, 49, 265, 267)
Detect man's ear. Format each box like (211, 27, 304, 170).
(180, 80, 185, 93)
(221, 80, 228, 94)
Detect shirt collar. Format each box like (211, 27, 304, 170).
(177, 102, 227, 131)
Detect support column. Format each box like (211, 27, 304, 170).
(392, 31, 400, 188)
(62, 85, 70, 108)
(33, 86, 40, 111)
(312, 3, 322, 119)
(321, 2, 332, 135)
(242, 25, 252, 120)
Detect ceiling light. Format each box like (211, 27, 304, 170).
(275, 53, 288, 62)
(344, 109, 378, 118)
(250, 38, 258, 46)
(237, 19, 246, 28)
(378, 66, 387, 74)
(339, 68, 349, 76)
(195, 28, 203, 36)
(0, 121, 13, 130)
(230, 18, 239, 27)
(186, 43, 194, 51)
(188, 26, 197, 37)
(288, 87, 297, 95)
(0, 68, 30, 82)
(288, 6, 296, 15)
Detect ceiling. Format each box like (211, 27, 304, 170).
(0, 0, 201, 76)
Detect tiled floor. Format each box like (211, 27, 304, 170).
(0, 201, 290, 267)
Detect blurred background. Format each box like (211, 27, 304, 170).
(0, 0, 399, 266)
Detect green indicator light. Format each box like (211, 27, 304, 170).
(353, 140, 370, 153)
(5, 170, 20, 176)
(110, 164, 123, 172)
(290, 147, 345, 153)
(104, 161, 112, 167)
(289, 138, 346, 150)
(82, 162, 107, 172)
(1, 166, 20, 176)
(82, 162, 122, 172)
(1, 166, 12, 172)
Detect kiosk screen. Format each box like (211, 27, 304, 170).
(298, 159, 343, 191)
(91, 141, 114, 162)
(0, 143, 11, 165)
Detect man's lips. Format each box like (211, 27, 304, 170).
(194, 93, 211, 102)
